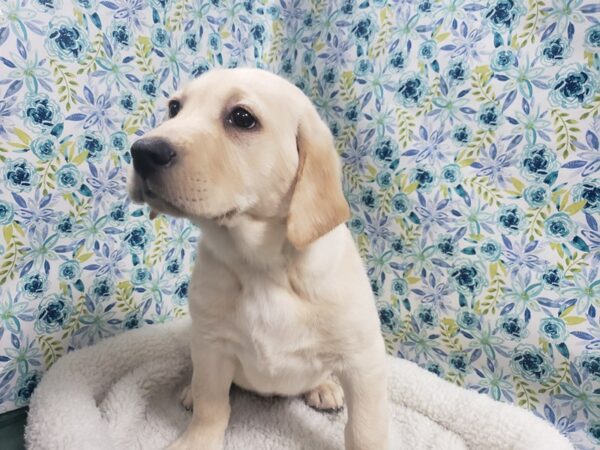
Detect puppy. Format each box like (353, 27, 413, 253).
(128, 68, 389, 450)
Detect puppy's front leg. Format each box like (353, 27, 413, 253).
(168, 341, 234, 450)
(338, 350, 389, 450)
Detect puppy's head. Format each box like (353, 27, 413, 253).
(128, 68, 349, 249)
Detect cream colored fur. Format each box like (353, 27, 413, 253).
(128, 68, 389, 450)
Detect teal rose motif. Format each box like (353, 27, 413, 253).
(579, 351, 600, 380)
(549, 64, 598, 108)
(376, 171, 393, 189)
(110, 22, 132, 48)
(451, 124, 472, 146)
(23, 94, 62, 131)
(151, 28, 169, 48)
(77, 132, 106, 162)
(184, 32, 199, 52)
(392, 278, 408, 296)
(538, 317, 567, 343)
(496, 205, 527, 235)
(354, 59, 373, 76)
(348, 216, 364, 234)
(124, 223, 154, 252)
(437, 235, 456, 256)
(166, 259, 181, 274)
(33, 0, 62, 12)
(418, 40, 438, 62)
(56, 215, 75, 234)
(457, 308, 479, 330)
(391, 237, 405, 254)
(378, 304, 400, 332)
(541, 267, 563, 290)
(396, 72, 429, 108)
(110, 131, 128, 153)
(351, 15, 377, 44)
(56, 164, 82, 191)
(484, 0, 526, 32)
(573, 180, 600, 213)
(479, 238, 501, 262)
(345, 101, 359, 122)
(173, 276, 190, 306)
(417, 305, 438, 328)
(303, 50, 316, 66)
(35, 294, 73, 333)
(91, 277, 115, 300)
(208, 32, 221, 51)
(441, 163, 462, 187)
(585, 24, 600, 50)
(14, 372, 41, 407)
(391, 193, 410, 215)
(3, 158, 37, 192)
(498, 315, 529, 341)
(0, 201, 14, 225)
(58, 260, 81, 281)
(523, 184, 550, 208)
(510, 344, 553, 382)
(323, 67, 339, 84)
(118, 92, 137, 113)
(45, 17, 89, 61)
(141, 75, 159, 99)
(491, 48, 516, 72)
(30, 136, 57, 161)
(587, 421, 600, 445)
(131, 267, 151, 286)
(373, 137, 398, 168)
(426, 362, 444, 377)
(410, 166, 437, 192)
(20, 272, 48, 299)
(449, 351, 470, 374)
(539, 37, 572, 66)
(450, 260, 487, 296)
(123, 311, 140, 330)
(361, 187, 379, 210)
(477, 102, 502, 130)
(520, 144, 557, 181)
(389, 51, 406, 71)
(191, 60, 211, 78)
(544, 212, 576, 243)
(446, 60, 470, 85)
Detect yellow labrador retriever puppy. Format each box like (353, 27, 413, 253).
(128, 68, 389, 450)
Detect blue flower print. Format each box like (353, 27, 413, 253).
(91, 277, 115, 300)
(491, 48, 516, 72)
(0, 200, 15, 226)
(539, 37, 572, 66)
(587, 421, 600, 445)
(354, 59, 373, 76)
(376, 171, 393, 189)
(23, 94, 62, 132)
(173, 276, 190, 306)
(77, 132, 106, 162)
(426, 362, 444, 377)
(549, 64, 598, 108)
(166, 259, 181, 275)
(396, 72, 429, 108)
(123, 223, 153, 252)
(391, 193, 410, 215)
(118, 92, 137, 113)
(141, 75, 158, 99)
(585, 24, 600, 50)
(109, 131, 128, 153)
(390, 237, 405, 254)
(573, 180, 600, 213)
(389, 51, 406, 71)
(541, 267, 563, 290)
(373, 137, 398, 168)
(578, 351, 600, 381)
(35, 294, 73, 333)
(30, 136, 57, 162)
(418, 0, 434, 14)
(19, 273, 48, 299)
(184, 32, 199, 52)
(56, 215, 75, 235)
(539, 317, 567, 343)
(498, 315, 529, 341)
(441, 164, 462, 187)
(131, 267, 151, 285)
(477, 102, 502, 131)
(3, 158, 37, 192)
(55, 164, 82, 191)
(544, 212, 576, 243)
(32, 0, 62, 12)
(45, 17, 89, 62)
(410, 166, 437, 192)
(496, 205, 527, 235)
(457, 308, 479, 330)
(378, 304, 400, 332)
(348, 216, 365, 234)
(484, 0, 526, 32)
(108, 202, 126, 224)
(451, 124, 472, 146)
(437, 235, 456, 256)
(191, 60, 211, 78)
(151, 28, 169, 48)
(417, 305, 438, 328)
(523, 184, 550, 208)
(361, 187, 379, 210)
(449, 351, 470, 374)
(391, 278, 408, 296)
(58, 260, 81, 281)
(450, 260, 487, 296)
(109, 22, 132, 48)
(520, 144, 557, 181)
(479, 239, 502, 262)
(351, 15, 377, 44)
(14, 372, 41, 407)
(510, 344, 553, 382)
(123, 311, 140, 330)
(418, 40, 438, 62)
(446, 60, 470, 85)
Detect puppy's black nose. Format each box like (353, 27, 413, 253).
(131, 138, 176, 178)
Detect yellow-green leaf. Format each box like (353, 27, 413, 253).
(564, 316, 586, 325)
(564, 200, 587, 216)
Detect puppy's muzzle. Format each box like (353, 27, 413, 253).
(131, 137, 176, 178)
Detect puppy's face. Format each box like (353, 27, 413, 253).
(128, 68, 350, 249)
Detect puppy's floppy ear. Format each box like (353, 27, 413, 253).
(286, 103, 350, 250)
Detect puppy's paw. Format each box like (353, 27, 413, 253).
(304, 377, 344, 412)
(180, 384, 193, 410)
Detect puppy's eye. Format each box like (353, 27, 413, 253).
(168, 100, 180, 118)
(228, 107, 256, 129)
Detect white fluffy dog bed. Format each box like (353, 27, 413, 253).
(25, 319, 573, 450)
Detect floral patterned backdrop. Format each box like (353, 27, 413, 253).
(1, 0, 600, 447)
